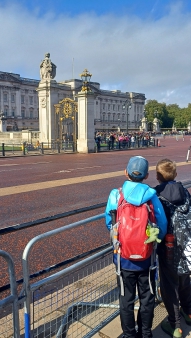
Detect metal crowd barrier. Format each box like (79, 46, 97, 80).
(0, 250, 20, 338)
(21, 213, 121, 338)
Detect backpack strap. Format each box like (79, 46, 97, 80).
(115, 187, 125, 296)
(149, 243, 157, 294)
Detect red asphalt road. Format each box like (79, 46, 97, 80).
(0, 135, 191, 291)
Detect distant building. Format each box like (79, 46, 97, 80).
(0, 71, 39, 131)
(0, 70, 146, 133)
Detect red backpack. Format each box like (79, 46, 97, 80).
(116, 190, 156, 261)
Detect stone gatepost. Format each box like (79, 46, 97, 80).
(188, 121, 191, 133)
(140, 117, 148, 132)
(37, 53, 58, 143)
(153, 117, 160, 133)
(76, 90, 96, 153)
(37, 80, 59, 143)
(0, 115, 7, 132)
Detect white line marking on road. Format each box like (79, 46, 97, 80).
(58, 170, 71, 173)
(0, 168, 33, 172)
(54, 165, 101, 174)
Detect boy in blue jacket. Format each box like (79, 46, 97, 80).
(105, 156, 167, 338)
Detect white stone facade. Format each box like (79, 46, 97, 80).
(0, 71, 39, 131)
(0, 70, 146, 134)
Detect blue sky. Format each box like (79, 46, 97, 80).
(2, 0, 191, 18)
(1, 0, 191, 107)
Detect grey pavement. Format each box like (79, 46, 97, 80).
(92, 303, 191, 338)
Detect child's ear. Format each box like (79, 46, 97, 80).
(124, 169, 130, 179)
(144, 173, 149, 180)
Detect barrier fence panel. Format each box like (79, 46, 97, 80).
(22, 213, 121, 338)
(0, 250, 20, 338)
(31, 248, 118, 338)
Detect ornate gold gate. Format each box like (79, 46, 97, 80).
(54, 98, 78, 151)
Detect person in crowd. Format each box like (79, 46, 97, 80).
(110, 133, 115, 149)
(95, 133, 101, 151)
(131, 135, 135, 148)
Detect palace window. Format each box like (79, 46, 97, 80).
(21, 109, 25, 118)
(30, 109, 33, 118)
(21, 95, 25, 104)
(29, 96, 33, 105)
(11, 94, 15, 103)
(3, 93, 8, 102)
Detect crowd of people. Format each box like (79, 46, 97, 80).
(95, 131, 155, 151)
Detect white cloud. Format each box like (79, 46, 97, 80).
(0, 2, 191, 107)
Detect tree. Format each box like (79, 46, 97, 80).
(144, 100, 173, 128)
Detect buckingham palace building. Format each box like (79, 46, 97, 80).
(0, 69, 146, 133)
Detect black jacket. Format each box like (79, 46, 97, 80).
(154, 181, 187, 226)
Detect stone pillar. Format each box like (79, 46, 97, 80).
(153, 117, 160, 133)
(140, 117, 148, 132)
(37, 79, 59, 143)
(188, 122, 191, 133)
(76, 90, 96, 153)
(37, 53, 58, 144)
(0, 117, 7, 132)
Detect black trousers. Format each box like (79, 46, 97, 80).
(118, 269, 155, 338)
(159, 254, 191, 328)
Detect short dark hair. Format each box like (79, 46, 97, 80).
(128, 172, 144, 182)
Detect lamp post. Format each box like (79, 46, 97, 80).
(122, 100, 131, 134)
(80, 69, 92, 91)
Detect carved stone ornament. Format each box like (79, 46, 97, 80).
(40, 53, 56, 80)
(41, 97, 46, 108)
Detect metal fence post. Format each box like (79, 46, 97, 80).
(2, 143, 5, 156)
(22, 143, 25, 155)
(57, 141, 60, 153)
(0, 250, 20, 338)
(41, 142, 44, 154)
(186, 146, 191, 162)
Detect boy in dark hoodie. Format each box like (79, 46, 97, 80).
(105, 156, 167, 338)
(155, 158, 191, 338)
